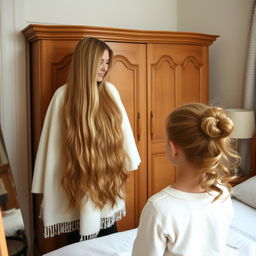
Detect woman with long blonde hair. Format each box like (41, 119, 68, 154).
(132, 102, 239, 256)
(32, 37, 140, 243)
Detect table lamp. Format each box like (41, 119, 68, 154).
(225, 109, 255, 176)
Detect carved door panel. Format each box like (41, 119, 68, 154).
(106, 42, 147, 230)
(31, 40, 77, 156)
(147, 43, 208, 196)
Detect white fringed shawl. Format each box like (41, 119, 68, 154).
(31, 82, 141, 239)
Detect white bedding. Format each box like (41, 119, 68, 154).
(44, 198, 256, 256)
(44, 229, 137, 256)
(226, 198, 256, 256)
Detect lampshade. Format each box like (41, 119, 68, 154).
(225, 109, 255, 139)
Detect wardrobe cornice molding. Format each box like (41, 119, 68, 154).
(22, 24, 218, 46)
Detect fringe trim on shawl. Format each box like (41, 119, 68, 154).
(44, 220, 80, 238)
(100, 208, 126, 229)
(44, 208, 126, 239)
(80, 208, 126, 241)
(80, 232, 99, 241)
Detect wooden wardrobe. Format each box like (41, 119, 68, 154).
(22, 24, 217, 255)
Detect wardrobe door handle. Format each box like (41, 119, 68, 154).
(137, 112, 141, 141)
(150, 111, 154, 139)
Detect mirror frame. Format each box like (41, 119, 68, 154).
(0, 127, 27, 255)
(0, 209, 9, 256)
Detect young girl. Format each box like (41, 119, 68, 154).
(32, 37, 140, 243)
(132, 103, 238, 256)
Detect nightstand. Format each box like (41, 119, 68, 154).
(230, 176, 248, 186)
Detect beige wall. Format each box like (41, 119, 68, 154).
(177, 0, 251, 108)
(24, 0, 177, 30)
(0, 0, 31, 249)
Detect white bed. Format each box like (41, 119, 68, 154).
(226, 198, 256, 256)
(43, 197, 256, 256)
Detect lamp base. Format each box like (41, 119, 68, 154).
(231, 166, 243, 177)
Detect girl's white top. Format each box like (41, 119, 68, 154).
(132, 185, 233, 256)
(31, 82, 141, 239)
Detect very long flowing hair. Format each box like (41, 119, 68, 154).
(62, 37, 129, 210)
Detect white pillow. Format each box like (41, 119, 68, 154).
(231, 176, 256, 208)
(2, 208, 25, 236)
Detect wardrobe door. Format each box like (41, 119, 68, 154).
(31, 40, 147, 253)
(106, 42, 147, 230)
(147, 43, 208, 196)
(30, 40, 147, 254)
(30, 39, 80, 255)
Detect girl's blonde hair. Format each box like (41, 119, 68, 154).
(62, 37, 129, 210)
(165, 102, 239, 200)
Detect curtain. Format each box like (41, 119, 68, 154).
(242, 0, 256, 174)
